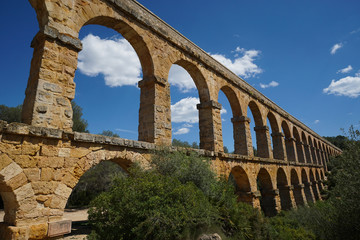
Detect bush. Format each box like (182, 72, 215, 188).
(88, 166, 218, 240)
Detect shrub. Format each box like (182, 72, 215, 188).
(88, 166, 218, 240)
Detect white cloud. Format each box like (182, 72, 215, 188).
(330, 43, 343, 55)
(220, 108, 227, 115)
(173, 127, 190, 135)
(259, 81, 279, 89)
(168, 64, 196, 92)
(211, 47, 262, 78)
(337, 65, 353, 74)
(171, 97, 200, 123)
(314, 120, 320, 124)
(323, 75, 360, 98)
(78, 34, 142, 87)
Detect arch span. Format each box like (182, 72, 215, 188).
(229, 166, 252, 204)
(257, 168, 277, 216)
(301, 169, 314, 204)
(290, 169, 305, 207)
(277, 168, 292, 210)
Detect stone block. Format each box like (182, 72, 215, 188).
(24, 168, 41, 182)
(47, 220, 72, 237)
(0, 162, 23, 182)
(29, 223, 48, 239)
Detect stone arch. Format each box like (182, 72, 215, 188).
(267, 112, 284, 160)
(309, 170, 320, 200)
(308, 136, 317, 164)
(22, 13, 157, 133)
(315, 170, 323, 192)
(301, 169, 314, 203)
(229, 166, 252, 204)
(247, 101, 264, 127)
(84, 16, 154, 78)
(290, 169, 304, 206)
(247, 101, 271, 158)
(313, 140, 320, 165)
(0, 159, 36, 226)
(293, 127, 305, 163)
(61, 149, 150, 217)
(218, 85, 242, 153)
(257, 168, 277, 216)
(276, 168, 292, 210)
(171, 59, 210, 102)
(282, 121, 296, 162)
(302, 132, 311, 164)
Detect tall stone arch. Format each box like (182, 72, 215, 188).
(267, 112, 285, 160)
(290, 169, 305, 207)
(257, 168, 278, 216)
(276, 168, 292, 210)
(282, 121, 296, 162)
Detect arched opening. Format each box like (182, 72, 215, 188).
(315, 170, 323, 193)
(73, 22, 148, 141)
(308, 136, 317, 164)
(302, 132, 311, 164)
(168, 64, 200, 147)
(309, 170, 320, 200)
(247, 101, 266, 157)
(168, 60, 210, 150)
(293, 127, 304, 163)
(64, 158, 130, 236)
(301, 169, 314, 204)
(229, 166, 252, 204)
(290, 169, 304, 207)
(282, 121, 295, 162)
(313, 140, 320, 165)
(277, 168, 292, 211)
(267, 112, 280, 159)
(257, 168, 277, 216)
(218, 86, 241, 153)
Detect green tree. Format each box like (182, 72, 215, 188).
(99, 130, 119, 138)
(88, 166, 218, 240)
(323, 135, 348, 150)
(67, 161, 125, 208)
(0, 104, 22, 123)
(172, 138, 199, 149)
(71, 101, 89, 132)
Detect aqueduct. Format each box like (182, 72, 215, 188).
(0, 0, 341, 239)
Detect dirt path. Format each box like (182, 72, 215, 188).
(0, 209, 90, 239)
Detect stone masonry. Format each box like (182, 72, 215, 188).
(0, 0, 341, 239)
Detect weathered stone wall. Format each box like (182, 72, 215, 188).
(0, 121, 334, 239)
(0, 0, 342, 239)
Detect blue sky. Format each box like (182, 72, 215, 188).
(0, 0, 359, 152)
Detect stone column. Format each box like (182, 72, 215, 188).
(21, 26, 81, 131)
(254, 126, 273, 158)
(303, 144, 313, 164)
(313, 181, 322, 200)
(320, 151, 328, 170)
(316, 149, 322, 166)
(288, 185, 297, 209)
(311, 146, 317, 165)
(271, 132, 287, 160)
(278, 185, 294, 210)
(197, 100, 223, 152)
(285, 137, 298, 162)
(296, 142, 306, 163)
(304, 182, 315, 203)
(231, 116, 253, 156)
(138, 75, 171, 145)
(293, 184, 307, 206)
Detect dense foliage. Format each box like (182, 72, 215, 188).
(66, 161, 125, 208)
(272, 125, 360, 240)
(323, 135, 348, 150)
(0, 104, 22, 123)
(88, 150, 313, 240)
